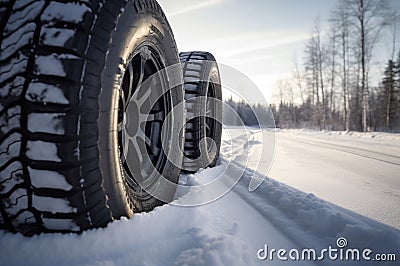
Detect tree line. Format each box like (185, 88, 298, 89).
(272, 0, 400, 132)
(223, 97, 274, 127)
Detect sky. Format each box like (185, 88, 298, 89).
(158, 0, 400, 104)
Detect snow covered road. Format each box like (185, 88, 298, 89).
(0, 128, 399, 266)
(269, 130, 400, 229)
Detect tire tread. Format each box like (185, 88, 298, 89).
(0, 0, 116, 235)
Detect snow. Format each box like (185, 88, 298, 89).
(0, 23, 35, 61)
(13, 0, 37, 10)
(34, 55, 65, 76)
(26, 82, 69, 104)
(185, 64, 202, 71)
(0, 133, 21, 163)
(41, 2, 90, 24)
(3, 188, 27, 216)
(32, 195, 76, 214)
(28, 168, 72, 191)
(26, 141, 61, 162)
(184, 75, 202, 83)
(269, 129, 400, 229)
(28, 113, 65, 135)
(0, 106, 21, 134)
(13, 210, 35, 226)
(185, 70, 200, 77)
(0, 127, 398, 265)
(0, 161, 23, 194)
(280, 128, 400, 142)
(0, 53, 28, 83)
(40, 26, 75, 47)
(42, 218, 79, 232)
(0, 76, 24, 98)
(4, 1, 44, 34)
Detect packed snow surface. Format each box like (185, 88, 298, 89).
(0, 127, 399, 266)
(269, 129, 400, 229)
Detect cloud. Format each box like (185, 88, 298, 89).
(168, 0, 225, 17)
(214, 32, 310, 59)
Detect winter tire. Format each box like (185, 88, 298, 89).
(0, 0, 184, 235)
(180, 52, 222, 173)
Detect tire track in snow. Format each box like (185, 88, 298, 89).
(282, 134, 400, 166)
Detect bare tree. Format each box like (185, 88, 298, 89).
(315, 18, 327, 129)
(304, 33, 320, 128)
(304, 18, 328, 129)
(276, 0, 398, 132)
(292, 56, 306, 105)
(344, 0, 391, 132)
(331, 0, 352, 131)
(327, 22, 339, 129)
(273, 79, 290, 105)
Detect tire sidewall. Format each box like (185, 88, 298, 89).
(206, 63, 223, 166)
(197, 60, 222, 168)
(95, 1, 183, 218)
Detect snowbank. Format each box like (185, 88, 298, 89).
(0, 127, 398, 266)
(0, 204, 251, 266)
(231, 163, 400, 256)
(281, 128, 400, 142)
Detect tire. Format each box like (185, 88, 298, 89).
(0, 0, 184, 235)
(180, 52, 222, 173)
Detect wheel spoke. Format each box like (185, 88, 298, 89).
(121, 128, 131, 164)
(134, 77, 161, 116)
(147, 110, 164, 122)
(205, 123, 211, 135)
(206, 98, 213, 116)
(117, 121, 123, 132)
(130, 140, 147, 180)
(126, 61, 135, 102)
(206, 107, 212, 116)
(135, 85, 152, 108)
(143, 134, 160, 155)
(120, 89, 127, 111)
(131, 138, 143, 163)
(135, 55, 146, 94)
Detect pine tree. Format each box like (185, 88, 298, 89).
(394, 52, 400, 131)
(381, 59, 398, 131)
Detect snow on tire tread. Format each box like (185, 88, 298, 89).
(0, 0, 101, 234)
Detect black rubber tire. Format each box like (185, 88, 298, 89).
(180, 52, 223, 173)
(0, 0, 184, 235)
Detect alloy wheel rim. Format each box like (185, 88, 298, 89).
(117, 45, 170, 188)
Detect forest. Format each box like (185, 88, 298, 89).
(227, 0, 400, 133)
